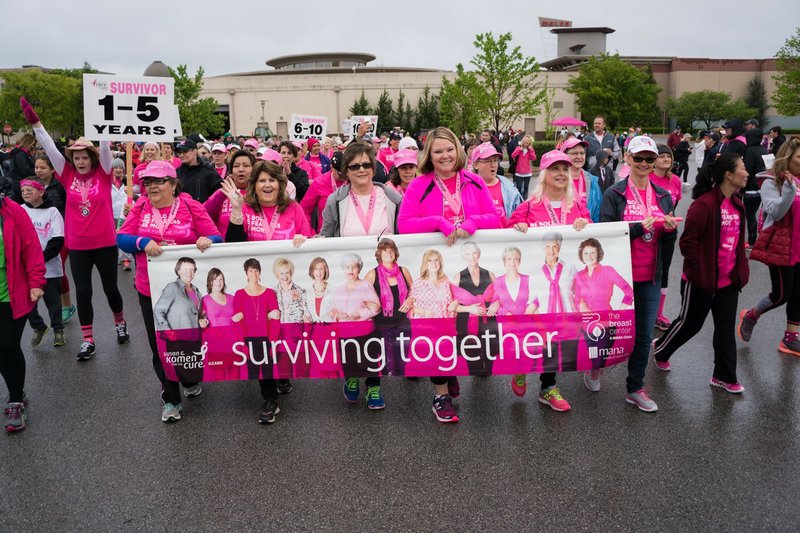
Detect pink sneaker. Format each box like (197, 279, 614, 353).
(511, 374, 527, 397)
(538, 386, 571, 412)
(654, 315, 671, 331)
(709, 377, 744, 394)
(654, 359, 671, 372)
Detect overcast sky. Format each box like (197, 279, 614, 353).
(5, 1, 798, 77)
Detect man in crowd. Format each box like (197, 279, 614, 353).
(175, 139, 222, 203)
(585, 116, 620, 168)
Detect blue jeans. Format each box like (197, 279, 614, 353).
(513, 174, 531, 200)
(628, 281, 660, 393)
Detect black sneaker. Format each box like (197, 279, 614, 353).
(258, 400, 280, 424)
(277, 379, 293, 395)
(30, 326, 49, 347)
(77, 341, 96, 361)
(115, 321, 130, 344)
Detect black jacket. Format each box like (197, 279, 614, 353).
(743, 129, 767, 193)
(176, 161, 222, 203)
(600, 178, 677, 285)
(287, 164, 310, 201)
(6, 148, 35, 203)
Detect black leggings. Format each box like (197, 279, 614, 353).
(757, 264, 800, 326)
(69, 246, 124, 327)
(0, 303, 28, 403)
(743, 195, 761, 246)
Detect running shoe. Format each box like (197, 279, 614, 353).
(447, 376, 460, 399)
(53, 330, 66, 347)
(778, 335, 800, 357)
(365, 385, 385, 410)
(625, 389, 658, 412)
(432, 395, 459, 423)
(3, 392, 27, 416)
(655, 315, 671, 331)
(511, 374, 527, 397)
(343, 378, 360, 403)
(737, 309, 757, 342)
(161, 402, 182, 423)
(538, 386, 571, 412)
(4, 402, 26, 433)
(654, 359, 671, 372)
(709, 377, 745, 394)
(30, 326, 49, 347)
(115, 321, 130, 344)
(583, 369, 602, 392)
(277, 379, 293, 394)
(61, 305, 76, 324)
(122, 259, 132, 271)
(258, 400, 280, 424)
(77, 340, 96, 361)
(184, 384, 203, 398)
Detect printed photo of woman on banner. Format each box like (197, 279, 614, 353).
(273, 257, 312, 379)
(199, 268, 239, 380)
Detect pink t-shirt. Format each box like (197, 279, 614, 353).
(717, 197, 740, 289)
(214, 165, 226, 179)
(441, 177, 463, 225)
(203, 188, 244, 236)
(623, 183, 666, 283)
(118, 195, 221, 296)
(378, 147, 398, 170)
(240, 202, 313, 241)
(341, 187, 392, 237)
(487, 181, 506, 223)
(58, 164, 116, 250)
(307, 154, 323, 176)
(233, 288, 279, 337)
(649, 172, 682, 207)
(202, 293, 235, 327)
(507, 198, 590, 228)
(572, 264, 634, 311)
(297, 159, 318, 182)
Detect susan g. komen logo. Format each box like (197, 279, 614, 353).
(91, 79, 109, 91)
(192, 342, 208, 361)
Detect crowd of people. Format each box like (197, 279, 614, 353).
(1, 96, 798, 432)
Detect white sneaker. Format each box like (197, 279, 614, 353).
(161, 403, 182, 422)
(183, 384, 202, 398)
(625, 389, 658, 412)
(583, 369, 602, 392)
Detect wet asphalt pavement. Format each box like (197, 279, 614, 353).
(2, 171, 799, 532)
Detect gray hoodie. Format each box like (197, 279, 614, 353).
(320, 182, 403, 237)
(756, 170, 797, 231)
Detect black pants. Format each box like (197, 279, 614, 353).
(28, 277, 63, 332)
(70, 246, 124, 326)
(242, 336, 278, 401)
(0, 303, 28, 403)
(653, 281, 739, 383)
(743, 195, 761, 246)
(138, 292, 197, 406)
(341, 333, 380, 387)
(759, 263, 800, 325)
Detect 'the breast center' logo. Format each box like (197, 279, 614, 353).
(583, 313, 605, 342)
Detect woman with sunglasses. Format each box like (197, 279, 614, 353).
(117, 160, 221, 423)
(596, 136, 678, 412)
(22, 97, 129, 361)
(319, 142, 404, 409)
(561, 137, 603, 222)
(397, 126, 502, 423)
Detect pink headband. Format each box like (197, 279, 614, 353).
(20, 179, 45, 191)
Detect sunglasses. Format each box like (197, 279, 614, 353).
(142, 178, 170, 186)
(346, 162, 373, 171)
(631, 155, 657, 164)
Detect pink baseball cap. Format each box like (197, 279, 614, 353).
(560, 137, 588, 153)
(469, 142, 502, 166)
(227, 143, 241, 151)
(627, 135, 658, 155)
(539, 150, 573, 170)
(394, 149, 418, 168)
(292, 140, 305, 150)
(142, 160, 177, 179)
(20, 179, 44, 191)
(260, 148, 283, 165)
(211, 143, 227, 153)
(244, 139, 259, 149)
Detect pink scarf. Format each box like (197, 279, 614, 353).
(377, 263, 408, 317)
(543, 262, 563, 313)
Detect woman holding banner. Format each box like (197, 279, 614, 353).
(398, 126, 502, 423)
(116, 160, 221, 423)
(561, 137, 602, 222)
(204, 150, 255, 235)
(653, 153, 749, 392)
(223, 159, 313, 423)
(22, 97, 129, 362)
(598, 135, 678, 412)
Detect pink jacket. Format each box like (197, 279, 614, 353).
(397, 170, 502, 235)
(490, 274, 531, 315)
(1, 198, 46, 318)
(300, 171, 345, 226)
(511, 146, 537, 175)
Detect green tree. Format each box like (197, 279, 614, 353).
(744, 75, 769, 128)
(439, 66, 482, 135)
(169, 64, 224, 137)
(374, 90, 393, 132)
(393, 91, 415, 132)
(349, 91, 372, 116)
(667, 90, 756, 130)
(414, 85, 439, 131)
(541, 82, 557, 139)
(0, 68, 82, 134)
(772, 27, 800, 116)
(567, 53, 661, 129)
(469, 32, 546, 133)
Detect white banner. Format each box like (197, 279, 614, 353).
(348, 115, 378, 139)
(83, 74, 175, 142)
(290, 114, 328, 141)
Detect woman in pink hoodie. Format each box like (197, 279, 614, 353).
(0, 196, 46, 432)
(397, 126, 502, 423)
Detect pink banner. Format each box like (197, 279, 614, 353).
(148, 225, 636, 381)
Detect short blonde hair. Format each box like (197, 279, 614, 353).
(272, 257, 294, 276)
(419, 127, 466, 175)
(501, 246, 522, 262)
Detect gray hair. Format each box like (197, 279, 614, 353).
(542, 231, 563, 247)
(460, 241, 481, 259)
(502, 246, 522, 261)
(339, 253, 363, 272)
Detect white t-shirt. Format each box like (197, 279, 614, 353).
(22, 204, 64, 278)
